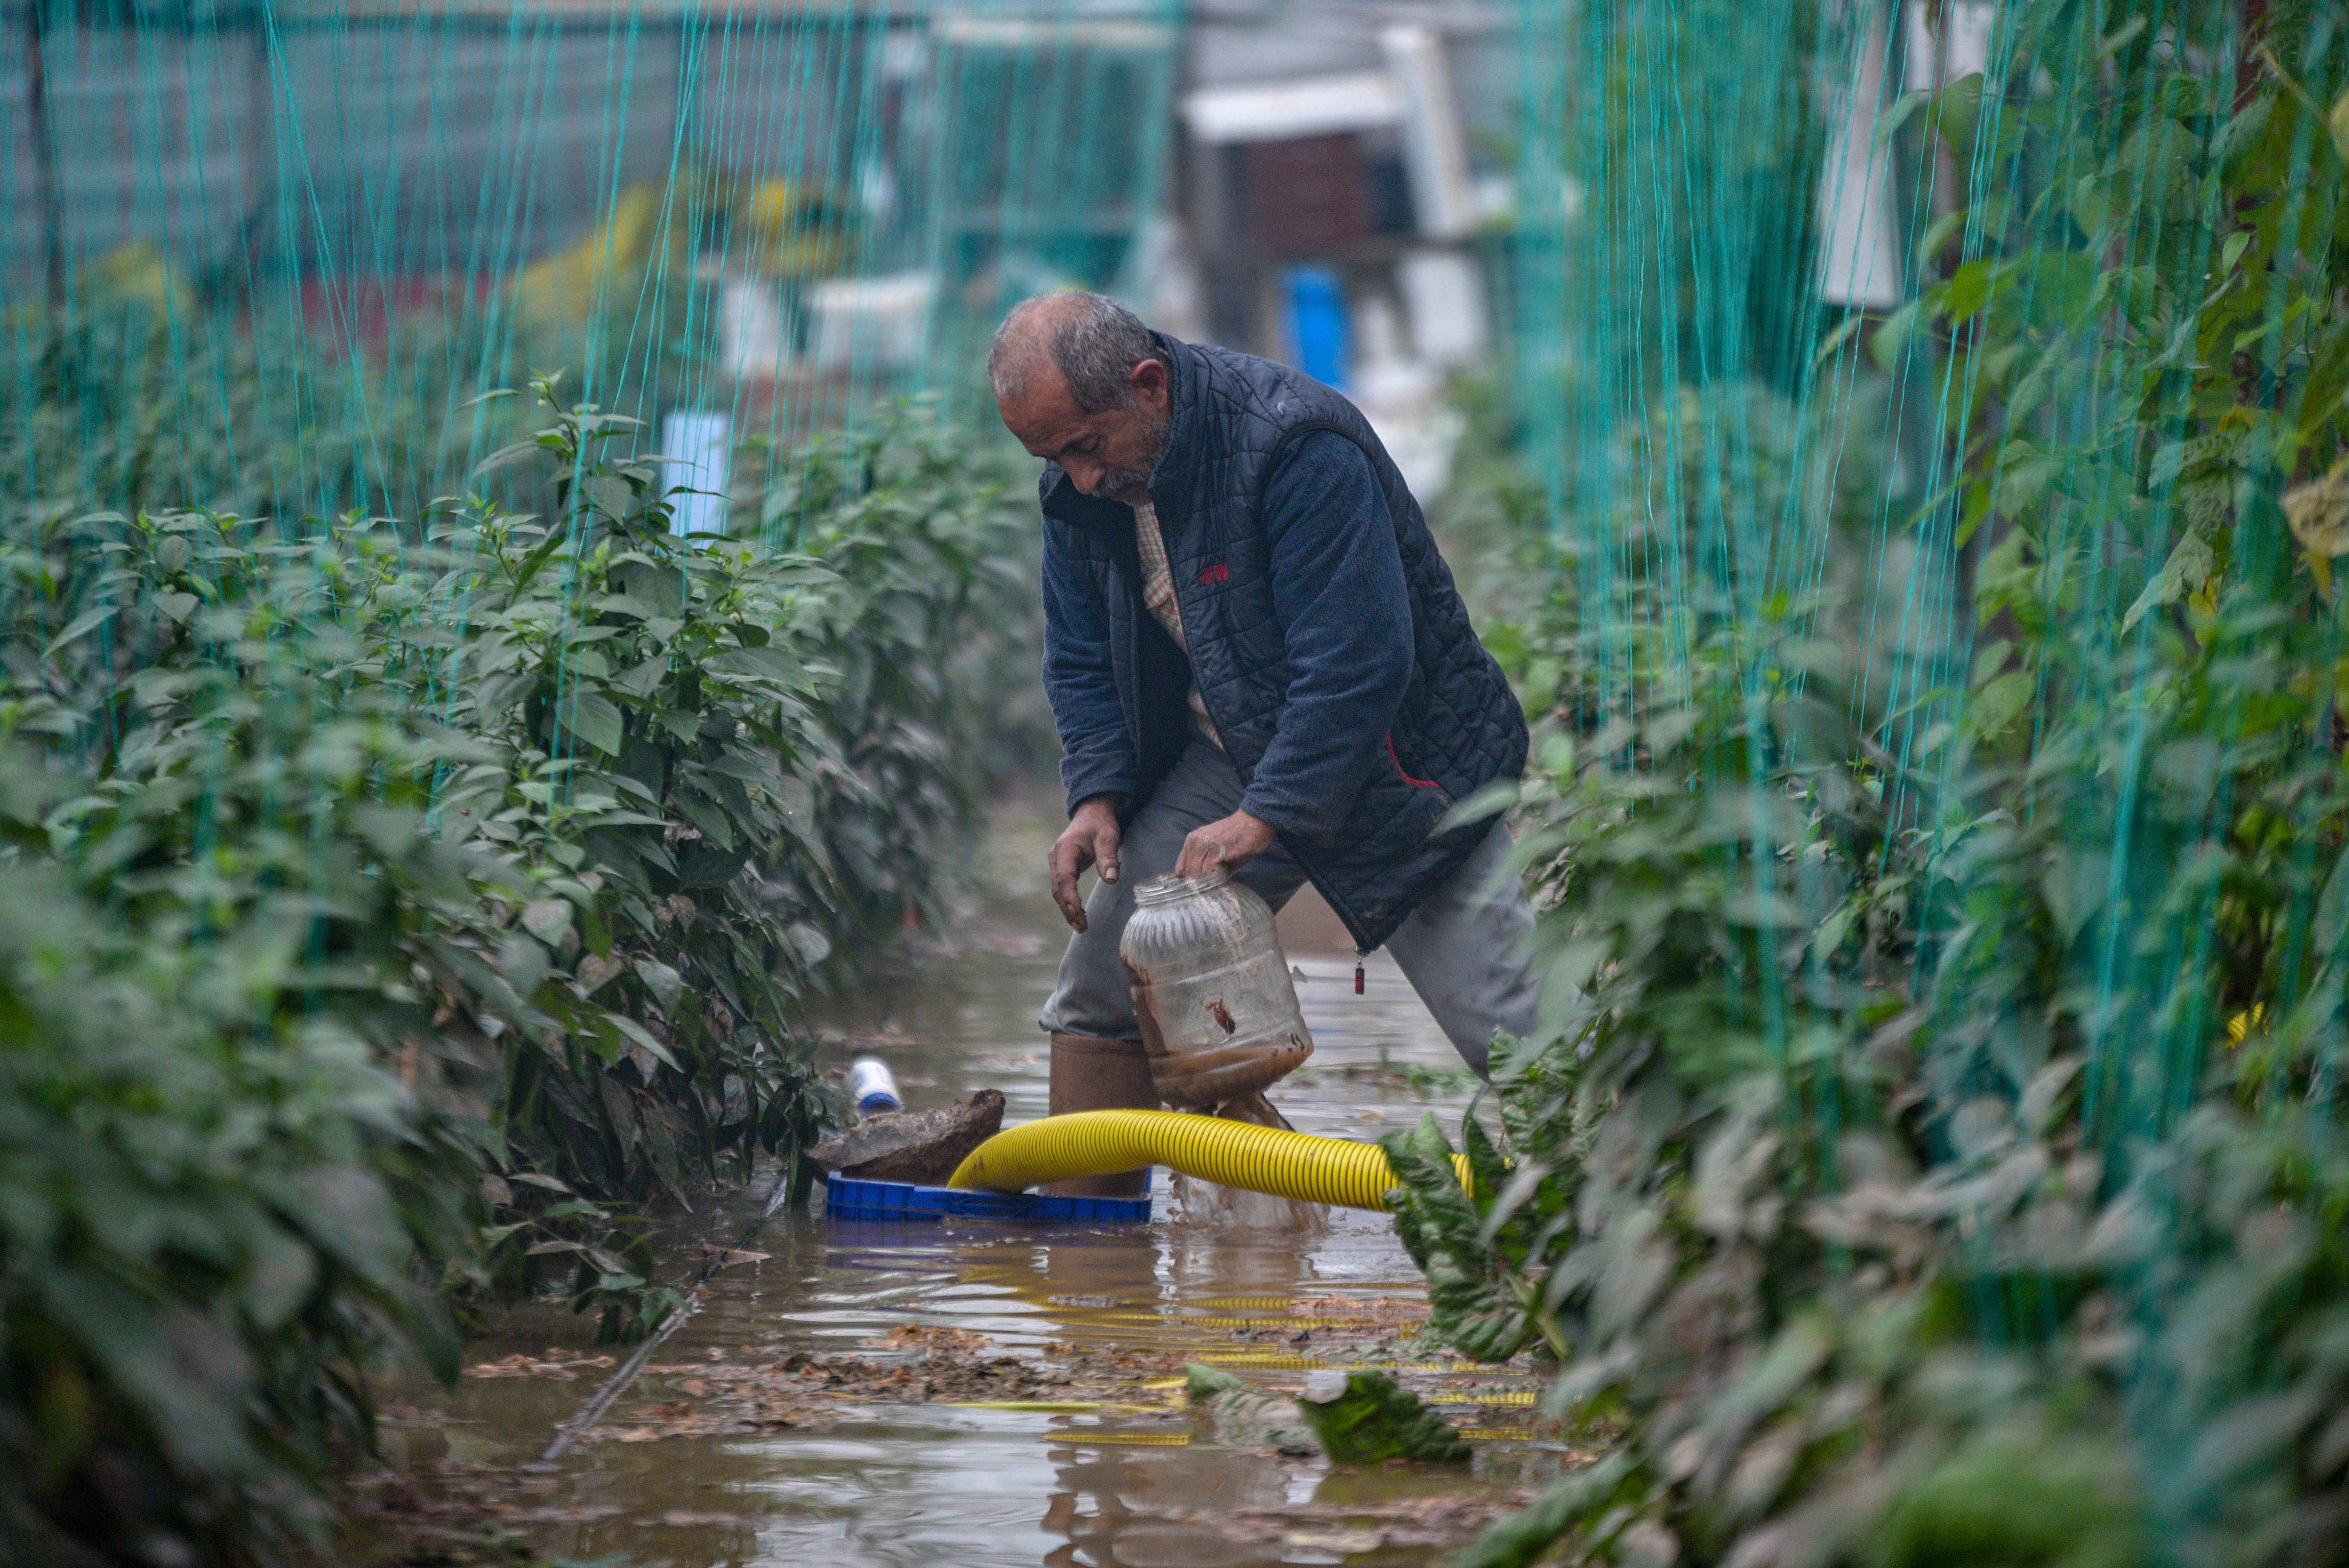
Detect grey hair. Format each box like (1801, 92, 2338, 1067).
(987, 291, 1159, 414)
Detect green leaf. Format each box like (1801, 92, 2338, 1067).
(2097, 16, 2147, 58)
(2123, 528, 2216, 632)
(1942, 259, 2004, 320)
(632, 958, 685, 1014)
(1455, 1454, 1637, 1568)
(2313, 841, 2349, 958)
(497, 931, 550, 997)
(471, 439, 545, 481)
(1872, 301, 1923, 372)
(2070, 175, 2111, 237)
(1812, 312, 1867, 368)
(1462, 1116, 1512, 1212)
(45, 603, 122, 655)
(1965, 669, 2035, 739)
(1810, 900, 1856, 966)
(1914, 209, 1968, 272)
(562, 692, 626, 756)
(508, 528, 571, 595)
(2292, 324, 2349, 442)
(522, 898, 574, 944)
(1296, 1370, 1469, 1463)
(586, 475, 637, 521)
(705, 645, 803, 686)
(1872, 87, 1928, 147)
(613, 656, 668, 698)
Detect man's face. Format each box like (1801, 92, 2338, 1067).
(997, 358, 1172, 504)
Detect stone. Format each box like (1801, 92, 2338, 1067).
(810, 1089, 1005, 1185)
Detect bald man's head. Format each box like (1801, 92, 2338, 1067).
(987, 291, 1158, 413)
(990, 292, 1172, 503)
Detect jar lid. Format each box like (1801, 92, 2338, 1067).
(1133, 866, 1231, 906)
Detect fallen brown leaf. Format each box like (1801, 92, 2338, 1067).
(700, 1243, 772, 1268)
(464, 1350, 617, 1380)
(1289, 1296, 1430, 1320)
(2287, 460, 2349, 557)
(862, 1323, 997, 1355)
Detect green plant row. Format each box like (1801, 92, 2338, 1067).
(0, 379, 1037, 1566)
(1405, 6, 2349, 1566)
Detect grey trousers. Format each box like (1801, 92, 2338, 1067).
(1038, 740, 1541, 1076)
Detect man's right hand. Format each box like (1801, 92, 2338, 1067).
(1049, 795, 1125, 931)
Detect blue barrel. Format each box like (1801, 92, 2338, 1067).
(1283, 266, 1351, 390)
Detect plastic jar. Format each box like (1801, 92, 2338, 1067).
(846, 1057, 902, 1115)
(1119, 869, 1314, 1108)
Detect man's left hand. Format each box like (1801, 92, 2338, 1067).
(1174, 809, 1277, 880)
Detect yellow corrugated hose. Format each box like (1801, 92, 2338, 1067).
(944, 1109, 1471, 1211)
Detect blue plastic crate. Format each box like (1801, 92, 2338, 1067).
(822, 1174, 1150, 1225)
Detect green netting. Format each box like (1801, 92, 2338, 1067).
(1405, 2, 2349, 1562)
(0, 5, 1171, 1556)
(1509, 0, 2349, 1138)
(3, 0, 1175, 528)
(9, 0, 2349, 1560)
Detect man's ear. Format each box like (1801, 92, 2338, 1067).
(1130, 357, 1170, 414)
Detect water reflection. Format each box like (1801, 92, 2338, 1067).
(361, 858, 1548, 1568)
(1043, 1443, 1294, 1568)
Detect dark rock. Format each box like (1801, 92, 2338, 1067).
(811, 1088, 1005, 1185)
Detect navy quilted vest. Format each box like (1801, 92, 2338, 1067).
(1039, 336, 1528, 951)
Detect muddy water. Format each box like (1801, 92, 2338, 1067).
(361, 826, 1570, 1567)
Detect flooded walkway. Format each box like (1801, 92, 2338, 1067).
(355, 817, 1574, 1567)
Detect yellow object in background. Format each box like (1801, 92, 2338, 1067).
(512, 175, 855, 325)
(84, 241, 196, 318)
(513, 185, 684, 324)
(738, 179, 856, 280)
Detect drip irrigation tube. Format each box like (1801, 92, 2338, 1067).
(538, 1158, 801, 1465)
(946, 1110, 1471, 1211)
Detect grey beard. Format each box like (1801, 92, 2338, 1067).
(1104, 407, 1172, 498)
(1101, 463, 1153, 496)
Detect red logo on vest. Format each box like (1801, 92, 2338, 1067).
(1197, 563, 1231, 588)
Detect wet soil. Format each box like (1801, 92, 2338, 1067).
(340, 808, 1589, 1567)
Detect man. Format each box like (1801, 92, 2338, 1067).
(990, 292, 1539, 1195)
